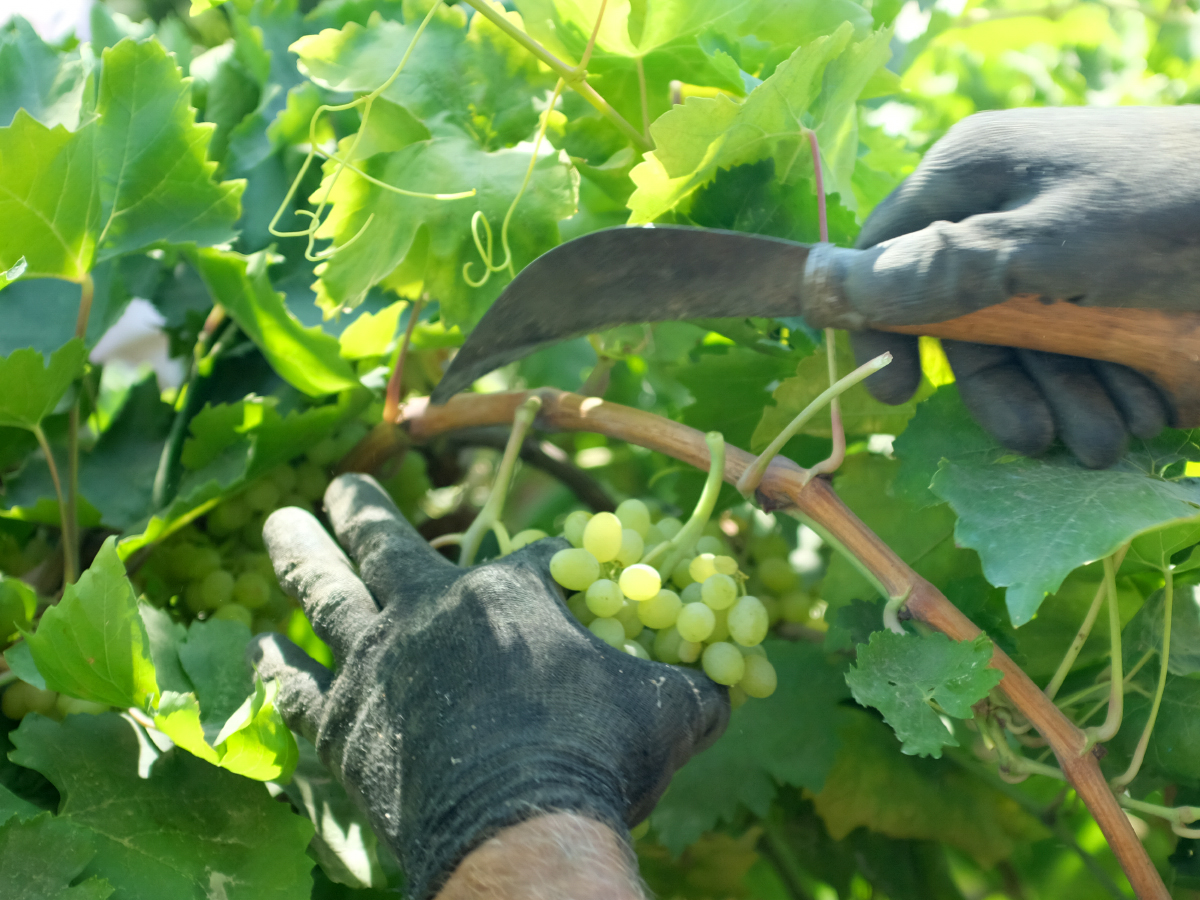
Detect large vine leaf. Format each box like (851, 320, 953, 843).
(0, 39, 243, 283)
(20, 537, 160, 711)
(627, 22, 891, 223)
(0, 17, 92, 130)
(650, 641, 850, 855)
(0, 341, 86, 430)
(9, 713, 314, 900)
(895, 387, 1200, 625)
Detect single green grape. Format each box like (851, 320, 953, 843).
(740, 654, 778, 698)
(656, 517, 683, 540)
(583, 512, 623, 563)
(739, 643, 768, 658)
(207, 497, 250, 536)
(188, 569, 234, 612)
(213, 603, 254, 627)
(563, 510, 592, 548)
(244, 479, 281, 513)
(589, 617, 625, 648)
(585, 579, 625, 618)
(306, 436, 342, 467)
(615, 499, 651, 537)
(636, 628, 657, 654)
(779, 592, 811, 623)
(267, 463, 298, 495)
(728, 595, 769, 646)
(241, 514, 268, 551)
(638, 589, 682, 629)
(758, 557, 799, 594)
(695, 535, 726, 556)
(616, 529, 644, 567)
(643, 524, 666, 548)
(623, 640, 650, 660)
(510, 528, 548, 551)
(294, 460, 330, 502)
(1, 681, 57, 720)
(653, 627, 685, 664)
(671, 557, 694, 589)
(712, 555, 739, 576)
(680, 582, 703, 604)
(567, 594, 596, 626)
(728, 685, 749, 709)
(233, 571, 271, 610)
(676, 602, 715, 643)
(677, 638, 701, 664)
(550, 548, 601, 591)
(615, 601, 644, 639)
(708, 607, 730, 643)
(168, 544, 222, 581)
(619, 564, 661, 602)
(701, 573, 737, 610)
(689, 553, 717, 583)
(701, 642, 745, 686)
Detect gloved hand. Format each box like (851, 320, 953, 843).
(248, 473, 728, 900)
(834, 106, 1200, 468)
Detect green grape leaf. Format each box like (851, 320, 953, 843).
(627, 23, 891, 223)
(810, 713, 1048, 868)
(651, 641, 850, 854)
(846, 631, 1001, 758)
(177, 618, 255, 739)
(0, 341, 85, 430)
(895, 387, 1200, 625)
(310, 133, 578, 325)
(1105, 673, 1200, 789)
(138, 603, 193, 695)
(3, 642, 45, 690)
(0, 17, 92, 130)
(0, 782, 41, 825)
(338, 299, 406, 359)
(0, 813, 115, 900)
(1124, 521, 1200, 572)
(731, 0, 874, 51)
(23, 537, 160, 710)
(0, 39, 242, 283)
(282, 738, 395, 889)
(9, 713, 314, 898)
(193, 248, 360, 397)
(676, 347, 800, 452)
(753, 332, 930, 448)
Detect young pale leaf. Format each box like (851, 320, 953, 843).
(311, 134, 577, 325)
(9, 713, 314, 898)
(0, 575, 37, 644)
(23, 537, 160, 711)
(338, 300, 406, 360)
(651, 641, 850, 854)
(895, 387, 1200, 624)
(0, 813, 115, 900)
(1123, 583, 1200, 678)
(193, 248, 360, 397)
(0, 340, 85, 431)
(845, 631, 1001, 758)
(628, 23, 891, 222)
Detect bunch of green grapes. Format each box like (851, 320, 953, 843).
(727, 518, 827, 633)
(547, 501, 778, 707)
(135, 453, 337, 630)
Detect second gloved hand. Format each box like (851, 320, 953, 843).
(823, 106, 1200, 467)
(248, 474, 728, 900)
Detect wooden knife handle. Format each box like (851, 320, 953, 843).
(885, 296, 1200, 427)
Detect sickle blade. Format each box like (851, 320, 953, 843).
(431, 226, 811, 403)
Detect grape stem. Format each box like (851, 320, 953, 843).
(649, 432, 725, 576)
(735, 352, 892, 498)
(1112, 563, 1173, 790)
(1085, 553, 1125, 745)
(401, 387, 1170, 900)
(1044, 545, 1129, 700)
(32, 424, 76, 586)
(1118, 795, 1200, 838)
(458, 396, 542, 566)
(384, 297, 425, 424)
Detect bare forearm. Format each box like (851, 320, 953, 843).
(434, 813, 645, 900)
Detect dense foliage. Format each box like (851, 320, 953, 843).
(3, 0, 1200, 897)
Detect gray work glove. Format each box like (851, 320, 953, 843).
(833, 106, 1200, 468)
(248, 473, 728, 900)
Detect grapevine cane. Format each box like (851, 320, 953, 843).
(399, 388, 1169, 900)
